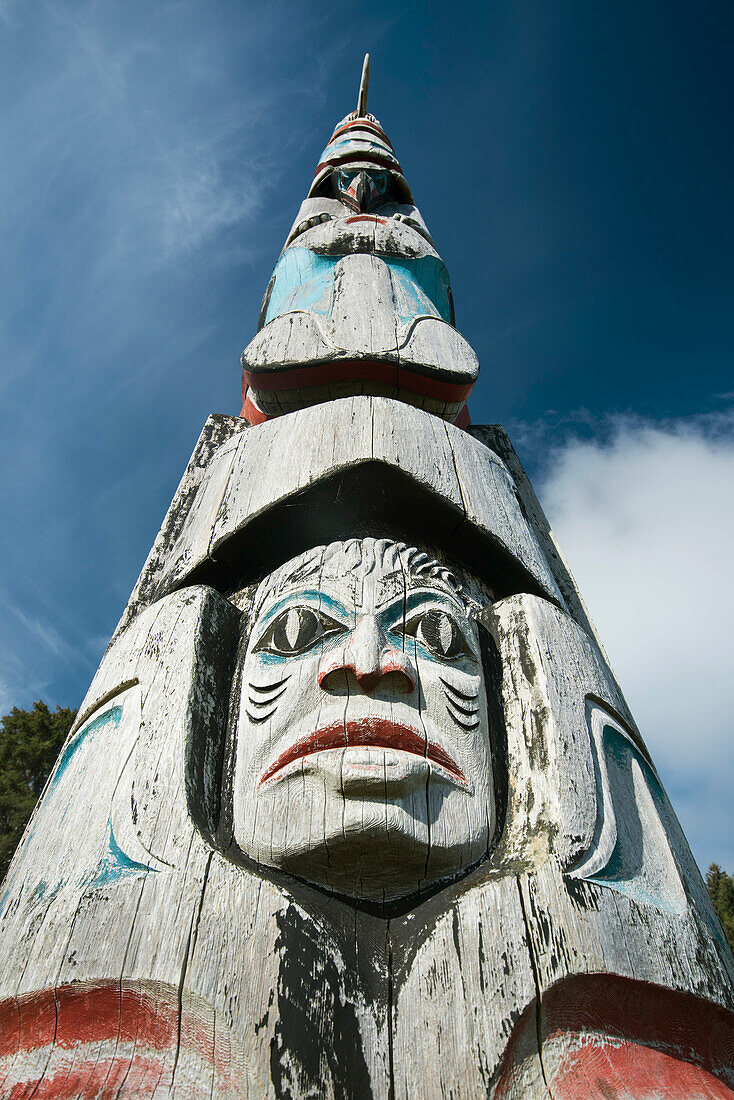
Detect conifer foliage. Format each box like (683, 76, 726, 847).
(706, 863, 734, 950)
(0, 700, 76, 881)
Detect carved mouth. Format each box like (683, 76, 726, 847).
(259, 718, 468, 788)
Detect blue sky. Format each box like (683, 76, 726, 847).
(1, 0, 732, 871)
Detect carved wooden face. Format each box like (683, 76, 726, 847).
(231, 539, 495, 902)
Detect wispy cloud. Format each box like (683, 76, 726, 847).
(534, 407, 734, 869)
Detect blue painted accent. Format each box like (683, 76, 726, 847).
(384, 257, 452, 326)
(0, 705, 125, 913)
(263, 249, 452, 329)
(88, 820, 156, 889)
(586, 725, 683, 915)
(256, 589, 350, 632)
(49, 705, 122, 792)
(320, 138, 389, 160)
(263, 250, 335, 323)
(30, 878, 47, 901)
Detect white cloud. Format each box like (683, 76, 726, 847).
(536, 411, 734, 870)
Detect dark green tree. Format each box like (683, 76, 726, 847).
(0, 700, 76, 882)
(706, 863, 734, 951)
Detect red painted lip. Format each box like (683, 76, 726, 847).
(259, 718, 468, 788)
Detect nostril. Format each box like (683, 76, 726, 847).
(317, 640, 416, 695)
(379, 655, 416, 692)
(378, 669, 414, 694)
(318, 664, 351, 692)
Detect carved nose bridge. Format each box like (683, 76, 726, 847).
(317, 613, 416, 693)
(353, 170, 371, 211)
(350, 613, 387, 690)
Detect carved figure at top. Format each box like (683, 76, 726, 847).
(229, 538, 499, 903)
(241, 55, 478, 427)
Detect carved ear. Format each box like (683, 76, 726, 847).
(566, 701, 687, 916)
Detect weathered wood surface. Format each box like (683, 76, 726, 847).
(4, 69, 733, 1097)
(3, 579, 732, 1097)
(469, 425, 598, 642)
(118, 413, 247, 634)
(241, 107, 478, 422)
(121, 399, 568, 629)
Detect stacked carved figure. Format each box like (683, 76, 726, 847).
(1, 57, 733, 1099)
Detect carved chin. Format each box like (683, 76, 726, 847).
(272, 819, 442, 903)
(250, 795, 487, 904)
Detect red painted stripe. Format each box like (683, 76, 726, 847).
(242, 392, 471, 430)
(11, 1054, 166, 1100)
(494, 973, 734, 1098)
(329, 119, 394, 148)
(314, 151, 403, 176)
(0, 982, 220, 1099)
(454, 404, 472, 430)
(555, 1040, 734, 1099)
(242, 359, 474, 402)
(0, 983, 179, 1058)
(344, 215, 387, 225)
(242, 390, 269, 424)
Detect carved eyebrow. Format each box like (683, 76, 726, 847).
(379, 588, 468, 624)
(254, 589, 350, 634)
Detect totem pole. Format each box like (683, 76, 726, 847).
(1, 56, 733, 1099)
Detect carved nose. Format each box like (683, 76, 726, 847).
(317, 614, 416, 694)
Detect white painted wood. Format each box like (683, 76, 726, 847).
(390, 876, 544, 1099)
(2, 589, 732, 1095)
(118, 414, 247, 634)
(122, 401, 567, 633)
(469, 425, 602, 646)
(482, 593, 734, 1006)
(5, 72, 733, 1098)
(446, 422, 567, 608)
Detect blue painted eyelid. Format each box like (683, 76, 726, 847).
(398, 634, 479, 666)
(255, 588, 466, 635)
(254, 590, 350, 632)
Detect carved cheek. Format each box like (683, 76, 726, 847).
(239, 651, 323, 779)
(420, 659, 488, 771)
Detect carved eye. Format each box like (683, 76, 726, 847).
(255, 607, 344, 657)
(404, 610, 469, 661)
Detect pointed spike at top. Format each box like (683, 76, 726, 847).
(357, 53, 370, 116)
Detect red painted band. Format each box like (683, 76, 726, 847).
(329, 119, 394, 148)
(242, 391, 269, 424)
(259, 718, 468, 787)
(0, 982, 179, 1058)
(0, 981, 240, 1098)
(243, 359, 475, 402)
(241, 390, 471, 431)
(494, 973, 734, 1098)
(454, 404, 472, 429)
(314, 152, 403, 176)
(344, 214, 387, 225)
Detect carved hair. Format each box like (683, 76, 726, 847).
(253, 538, 483, 616)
